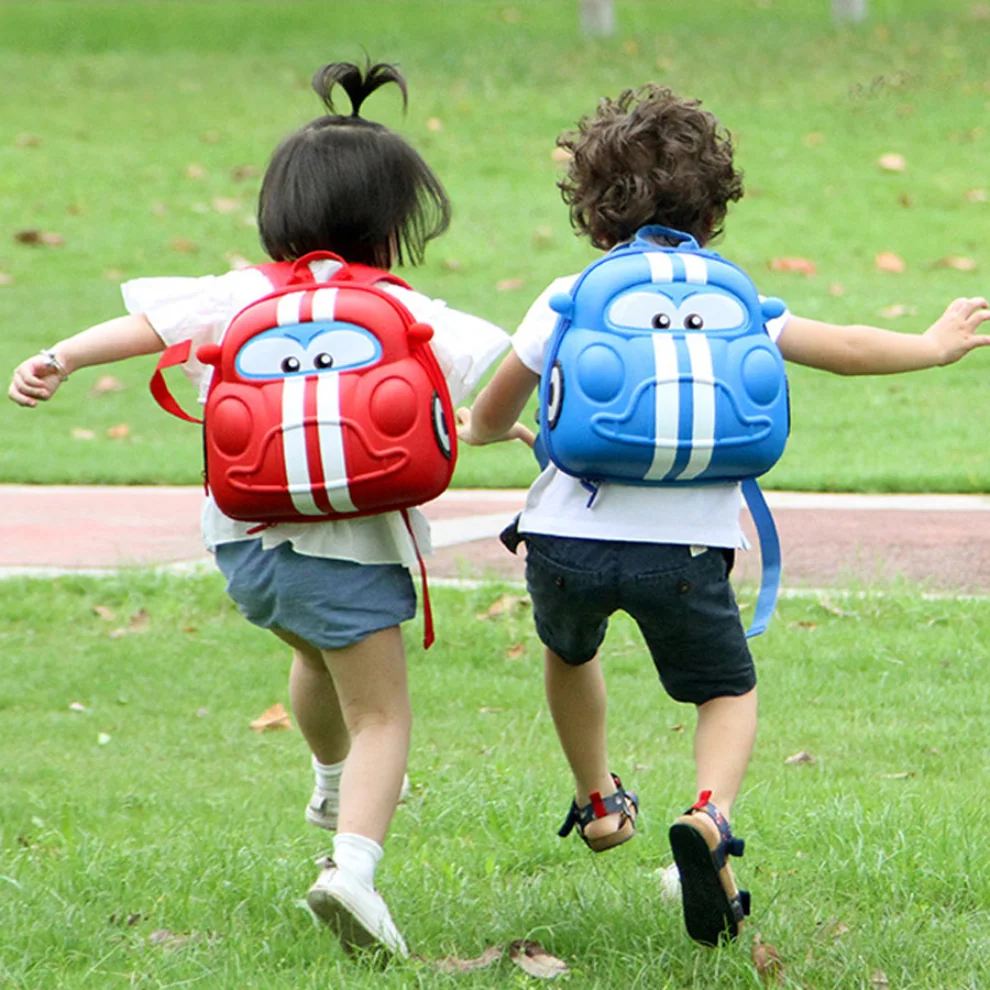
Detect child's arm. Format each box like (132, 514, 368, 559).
(456, 350, 540, 447)
(778, 296, 990, 373)
(9, 314, 164, 407)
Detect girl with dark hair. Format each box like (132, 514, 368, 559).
(9, 60, 511, 959)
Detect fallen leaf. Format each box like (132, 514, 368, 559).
(496, 278, 524, 292)
(819, 596, 854, 617)
(231, 164, 260, 181)
(769, 257, 816, 276)
(148, 929, 204, 950)
(185, 164, 206, 180)
(532, 224, 554, 249)
(898, 193, 914, 208)
(550, 146, 572, 163)
(871, 968, 890, 988)
(804, 132, 825, 147)
(181, 626, 198, 634)
(670, 724, 685, 733)
(14, 229, 64, 247)
(506, 643, 525, 660)
(785, 750, 817, 765)
(933, 256, 977, 271)
(508, 940, 569, 979)
(169, 238, 199, 254)
(751, 933, 785, 985)
(926, 746, 941, 756)
(622, 39, 640, 56)
(966, 188, 988, 202)
(211, 196, 241, 214)
(0, 271, 13, 287)
(13, 133, 42, 148)
(476, 594, 530, 620)
(878, 152, 906, 172)
(425, 117, 443, 133)
(829, 282, 846, 296)
(109, 609, 150, 639)
(430, 945, 504, 973)
(878, 304, 917, 318)
(71, 428, 96, 440)
(875, 252, 905, 273)
(69, 702, 87, 713)
(817, 919, 851, 939)
(92, 375, 125, 395)
(250, 702, 293, 732)
(92, 605, 116, 620)
(879, 771, 915, 779)
(794, 619, 818, 630)
(107, 424, 130, 439)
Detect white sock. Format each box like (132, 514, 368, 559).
(312, 755, 345, 794)
(332, 832, 383, 889)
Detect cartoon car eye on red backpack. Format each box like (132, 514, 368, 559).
(150, 252, 456, 525)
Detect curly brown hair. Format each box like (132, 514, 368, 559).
(556, 84, 743, 249)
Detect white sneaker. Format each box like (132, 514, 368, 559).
(306, 774, 411, 832)
(306, 858, 409, 958)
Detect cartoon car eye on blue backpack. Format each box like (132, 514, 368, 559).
(537, 225, 789, 636)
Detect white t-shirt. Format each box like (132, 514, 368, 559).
(511, 274, 791, 550)
(123, 264, 509, 564)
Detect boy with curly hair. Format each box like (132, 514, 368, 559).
(457, 84, 990, 946)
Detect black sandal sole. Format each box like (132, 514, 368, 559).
(668, 821, 741, 946)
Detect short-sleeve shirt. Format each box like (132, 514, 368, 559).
(510, 274, 791, 550)
(123, 265, 509, 564)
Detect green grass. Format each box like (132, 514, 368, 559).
(2, 571, 990, 988)
(1, 0, 990, 489)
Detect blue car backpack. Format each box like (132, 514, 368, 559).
(537, 225, 789, 636)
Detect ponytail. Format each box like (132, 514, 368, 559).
(311, 60, 408, 119)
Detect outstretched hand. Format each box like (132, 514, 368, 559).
(8, 355, 64, 407)
(925, 296, 990, 366)
(456, 407, 535, 448)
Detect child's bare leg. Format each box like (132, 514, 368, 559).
(544, 648, 626, 843)
(284, 638, 349, 764)
(320, 625, 411, 846)
(693, 687, 757, 820)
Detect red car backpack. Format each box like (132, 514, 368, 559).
(150, 251, 457, 646)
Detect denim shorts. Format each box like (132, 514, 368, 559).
(214, 539, 417, 651)
(517, 529, 755, 705)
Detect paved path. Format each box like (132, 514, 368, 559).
(3, 485, 990, 594)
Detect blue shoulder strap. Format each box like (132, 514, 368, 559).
(740, 478, 780, 637)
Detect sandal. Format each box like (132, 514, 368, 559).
(558, 773, 639, 853)
(668, 790, 750, 946)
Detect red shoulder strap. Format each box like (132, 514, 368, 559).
(149, 341, 203, 424)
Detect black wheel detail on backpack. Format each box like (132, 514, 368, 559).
(547, 361, 564, 429)
(431, 392, 452, 459)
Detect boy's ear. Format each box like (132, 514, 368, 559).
(549, 292, 573, 316)
(761, 297, 787, 322)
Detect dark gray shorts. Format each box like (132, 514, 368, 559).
(214, 539, 416, 651)
(518, 530, 755, 705)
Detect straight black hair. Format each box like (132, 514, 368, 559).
(258, 60, 451, 267)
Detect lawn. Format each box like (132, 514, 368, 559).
(2, 0, 990, 490)
(1, 572, 989, 988)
